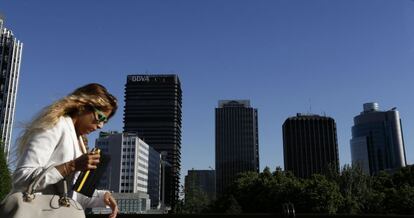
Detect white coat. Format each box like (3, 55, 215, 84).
(12, 116, 108, 208)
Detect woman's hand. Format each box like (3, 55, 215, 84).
(104, 192, 118, 218)
(56, 151, 100, 177)
(73, 151, 100, 171)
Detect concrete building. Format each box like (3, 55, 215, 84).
(95, 132, 163, 213)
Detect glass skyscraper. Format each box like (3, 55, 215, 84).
(0, 15, 23, 161)
(283, 114, 339, 178)
(215, 100, 259, 196)
(123, 74, 182, 208)
(350, 103, 407, 175)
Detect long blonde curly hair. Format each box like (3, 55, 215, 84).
(17, 83, 118, 155)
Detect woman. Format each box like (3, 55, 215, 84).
(12, 83, 119, 218)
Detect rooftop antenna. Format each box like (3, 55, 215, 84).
(308, 98, 312, 115)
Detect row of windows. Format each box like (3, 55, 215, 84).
(122, 140, 136, 145)
(139, 149, 149, 156)
(121, 175, 135, 179)
(123, 148, 135, 152)
(138, 169, 147, 175)
(122, 154, 136, 158)
(122, 161, 134, 165)
(138, 163, 148, 169)
(138, 183, 147, 188)
(121, 147, 149, 157)
(137, 176, 148, 182)
(141, 145, 149, 151)
(117, 199, 146, 212)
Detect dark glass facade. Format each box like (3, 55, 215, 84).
(184, 170, 216, 201)
(215, 100, 259, 196)
(148, 146, 161, 208)
(283, 114, 339, 178)
(123, 74, 182, 207)
(350, 103, 407, 175)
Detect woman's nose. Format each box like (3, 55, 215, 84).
(97, 122, 104, 129)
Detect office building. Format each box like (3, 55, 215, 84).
(123, 74, 182, 208)
(215, 100, 259, 196)
(350, 103, 407, 175)
(96, 131, 162, 213)
(184, 169, 216, 201)
(283, 113, 339, 178)
(0, 15, 23, 161)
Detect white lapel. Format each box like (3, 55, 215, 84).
(62, 116, 86, 157)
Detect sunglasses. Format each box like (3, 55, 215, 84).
(93, 108, 108, 123)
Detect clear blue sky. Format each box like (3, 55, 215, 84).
(3, 0, 414, 184)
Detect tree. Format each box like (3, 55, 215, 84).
(380, 165, 414, 214)
(180, 173, 210, 214)
(208, 194, 242, 214)
(298, 174, 343, 214)
(337, 164, 372, 214)
(227, 166, 304, 213)
(225, 195, 242, 214)
(0, 144, 12, 201)
(181, 186, 210, 213)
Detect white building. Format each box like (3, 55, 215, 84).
(0, 15, 23, 162)
(95, 131, 154, 213)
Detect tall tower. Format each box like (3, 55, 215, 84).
(0, 15, 23, 161)
(350, 103, 407, 175)
(283, 114, 339, 178)
(215, 100, 259, 196)
(123, 74, 182, 208)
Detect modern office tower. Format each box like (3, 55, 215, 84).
(184, 169, 216, 201)
(350, 103, 407, 175)
(95, 132, 157, 212)
(0, 15, 23, 161)
(283, 113, 340, 178)
(123, 74, 182, 208)
(215, 100, 259, 196)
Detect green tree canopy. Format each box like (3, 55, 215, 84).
(0, 144, 12, 201)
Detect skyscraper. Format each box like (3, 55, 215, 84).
(0, 15, 23, 161)
(283, 113, 339, 178)
(215, 100, 259, 196)
(350, 103, 407, 175)
(123, 74, 182, 208)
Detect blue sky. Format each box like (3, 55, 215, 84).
(3, 0, 414, 184)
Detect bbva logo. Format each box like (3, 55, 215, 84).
(131, 76, 150, 82)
